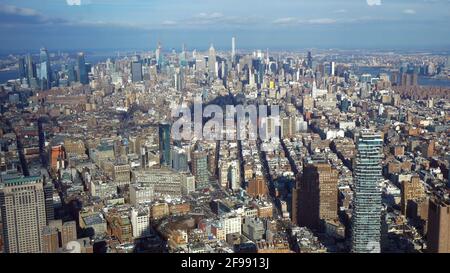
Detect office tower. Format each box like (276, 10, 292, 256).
(44, 182, 54, 222)
(76, 52, 89, 84)
(156, 41, 163, 69)
(295, 159, 338, 230)
(191, 150, 209, 190)
(330, 61, 335, 76)
(41, 226, 59, 253)
(26, 54, 35, 84)
(174, 67, 184, 91)
(18, 57, 26, 79)
(427, 194, 450, 253)
(131, 60, 143, 82)
(179, 43, 187, 66)
(231, 37, 236, 62)
(171, 146, 188, 172)
(39, 48, 51, 90)
(351, 131, 383, 253)
(307, 51, 313, 69)
(0, 176, 47, 253)
(159, 123, 171, 166)
(67, 63, 77, 82)
(401, 175, 425, 215)
(61, 221, 77, 247)
(208, 43, 217, 77)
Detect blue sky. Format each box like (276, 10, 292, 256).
(0, 0, 449, 52)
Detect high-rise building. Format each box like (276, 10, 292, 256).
(191, 150, 209, 190)
(294, 158, 338, 230)
(307, 51, 313, 69)
(330, 61, 335, 76)
(401, 175, 425, 215)
(174, 67, 184, 91)
(61, 221, 77, 247)
(208, 43, 217, 77)
(77, 52, 89, 85)
(171, 146, 188, 172)
(159, 123, 171, 166)
(44, 182, 54, 222)
(0, 176, 47, 253)
(131, 60, 143, 82)
(156, 42, 163, 69)
(231, 37, 236, 62)
(41, 226, 59, 253)
(26, 54, 35, 84)
(67, 63, 77, 83)
(351, 131, 383, 253)
(18, 57, 26, 79)
(427, 194, 450, 253)
(39, 48, 51, 90)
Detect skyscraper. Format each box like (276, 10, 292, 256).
(18, 57, 26, 80)
(330, 61, 335, 76)
(159, 123, 171, 166)
(191, 150, 209, 190)
(156, 41, 163, 70)
(39, 48, 51, 90)
(231, 37, 236, 62)
(0, 176, 47, 253)
(351, 131, 383, 253)
(26, 53, 35, 84)
(131, 60, 143, 83)
(208, 43, 217, 77)
(307, 51, 313, 69)
(77, 52, 89, 85)
(171, 146, 188, 172)
(427, 194, 450, 253)
(294, 158, 338, 230)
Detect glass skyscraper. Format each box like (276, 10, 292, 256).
(159, 123, 171, 166)
(77, 52, 89, 85)
(351, 131, 383, 253)
(39, 48, 51, 90)
(131, 60, 143, 83)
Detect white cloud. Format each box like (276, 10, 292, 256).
(161, 20, 177, 26)
(366, 0, 382, 6)
(0, 4, 39, 16)
(403, 9, 417, 14)
(66, 0, 81, 6)
(273, 17, 298, 25)
(307, 18, 337, 24)
(273, 17, 337, 25)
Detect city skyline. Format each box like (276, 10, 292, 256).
(0, 0, 450, 51)
(0, 0, 449, 258)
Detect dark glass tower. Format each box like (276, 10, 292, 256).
(131, 61, 143, 83)
(159, 123, 171, 166)
(18, 57, 26, 79)
(307, 51, 313, 69)
(77, 52, 89, 85)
